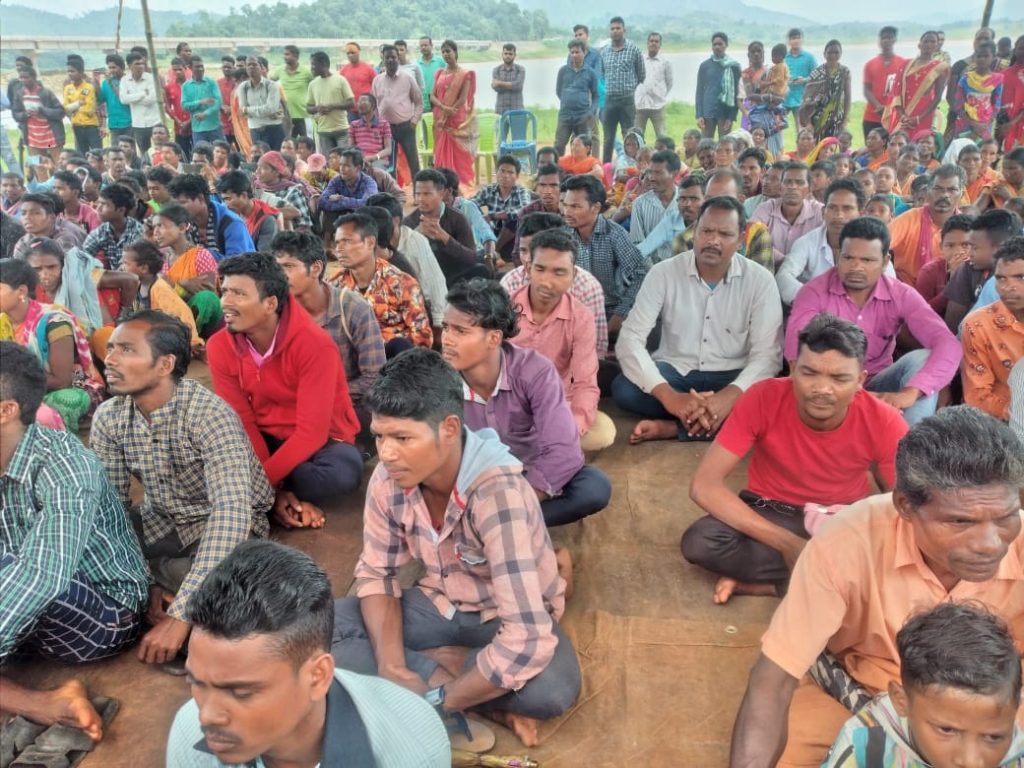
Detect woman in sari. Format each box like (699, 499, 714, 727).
(856, 127, 891, 171)
(997, 36, 1024, 153)
(886, 31, 950, 141)
(804, 136, 841, 165)
(0, 258, 102, 431)
(151, 203, 222, 337)
(800, 40, 851, 142)
(956, 142, 1002, 206)
(786, 128, 817, 162)
(430, 39, 478, 187)
(558, 134, 605, 182)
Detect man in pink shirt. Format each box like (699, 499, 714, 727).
(510, 229, 615, 451)
(751, 162, 823, 267)
(372, 45, 423, 177)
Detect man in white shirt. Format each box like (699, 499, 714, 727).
(634, 32, 674, 140)
(612, 195, 783, 443)
(629, 149, 682, 264)
(120, 52, 163, 154)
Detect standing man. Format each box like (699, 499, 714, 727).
(861, 26, 907, 142)
(393, 40, 425, 93)
(270, 45, 313, 139)
(492, 43, 525, 117)
(340, 43, 377, 122)
(180, 57, 224, 146)
(120, 52, 163, 155)
(599, 16, 645, 163)
(307, 51, 354, 155)
(417, 37, 445, 113)
(164, 58, 192, 157)
(216, 56, 237, 147)
(571, 24, 605, 144)
(783, 29, 817, 135)
(64, 55, 101, 154)
(99, 54, 133, 145)
(695, 33, 742, 140)
(373, 45, 423, 179)
(634, 32, 673, 141)
(237, 58, 285, 151)
(555, 42, 599, 157)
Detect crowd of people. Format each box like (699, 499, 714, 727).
(0, 16, 1023, 768)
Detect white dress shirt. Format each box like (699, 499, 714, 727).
(119, 73, 162, 128)
(634, 55, 674, 111)
(617, 250, 783, 393)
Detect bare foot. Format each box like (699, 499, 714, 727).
(712, 577, 778, 605)
(555, 547, 574, 601)
(481, 710, 541, 748)
(421, 646, 470, 679)
(629, 419, 679, 444)
(42, 680, 103, 742)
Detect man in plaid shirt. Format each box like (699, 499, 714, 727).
(91, 311, 274, 670)
(332, 348, 580, 748)
(470, 154, 532, 255)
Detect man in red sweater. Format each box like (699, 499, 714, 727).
(207, 251, 363, 529)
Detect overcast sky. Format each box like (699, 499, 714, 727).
(3, 0, 1021, 22)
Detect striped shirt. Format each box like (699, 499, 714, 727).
(1010, 359, 1024, 439)
(562, 216, 650, 318)
(348, 114, 392, 159)
(90, 379, 273, 621)
(0, 424, 149, 657)
(354, 428, 564, 690)
(629, 188, 678, 264)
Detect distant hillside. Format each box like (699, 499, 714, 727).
(522, 0, 812, 29)
(0, 5, 201, 36)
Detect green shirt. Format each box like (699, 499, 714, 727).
(418, 56, 445, 110)
(306, 72, 354, 133)
(270, 65, 314, 119)
(0, 423, 149, 656)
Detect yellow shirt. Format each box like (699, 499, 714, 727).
(63, 81, 99, 127)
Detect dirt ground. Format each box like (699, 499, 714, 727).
(4, 359, 779, 767)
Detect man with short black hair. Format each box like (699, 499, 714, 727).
(629, 149, 683, 263)
(181, 56, 225, 146)
(862, 26, 907, 141)
(751, 161, 824, 267)
(492, 43, 525, 116)
(238, 58, 285, 151)
(270, 44, 313, 138)
(307, 51, 355, 154)
(945, 208, 1022, 331)
(555, 41, 599, 157)
(168, 174, 254, 260)
(889, 164, 964, 285)
(373, 45, 422, 178)
(318, 148, 378, 217)
(471, 154, 531, 246)
(82, 182, 145, 270)
(634, 32, 673, 140)
(64, 55, 101, 154)
(599, 16, 645, 162)
(99, 53, 133, 144)
(695, 33, 742, 139)
(217, 171, 280, 251)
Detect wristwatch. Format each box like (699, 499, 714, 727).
(425, 684, 446, 713)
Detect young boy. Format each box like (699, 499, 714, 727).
(121, 239, 203, 350)
(823, 602, 1024, 767)
(865, 193, 895, 223)
(767, 44, 790, 103)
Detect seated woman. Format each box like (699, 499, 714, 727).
(0, 257, 103, 430)
(612, 145, 653, 208)
(121, 239, 203, 354)
(804, 136, 841, 165)
(558, 134, 605, 183)
(787, 127, 818, 162)
(150, 203, 222, 337)
(855, 126, 891, 171)
(611, 129, 644, 186)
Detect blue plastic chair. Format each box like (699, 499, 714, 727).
(497, 110, 538, 174)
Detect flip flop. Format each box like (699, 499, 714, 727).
(9, 697, 119, 768)
(445, 713, 496, 754)
(1, 717, 47, 768)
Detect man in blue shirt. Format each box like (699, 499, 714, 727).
(784, 29, 817, 142)
(180, 56, 225, 146)
(556, 42, 600, 157)
(99, 53, 134, 145)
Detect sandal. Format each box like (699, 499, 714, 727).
(445, 712, 496, 754)
(8, 697, 119, 768)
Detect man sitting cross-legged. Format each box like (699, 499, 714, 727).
(682, 315, 908, 605)
(442, 278, 612, 527)
(729, 406, 1024, 768)
(167, 540, 450, 767)
(509, 229, 616, 452)
(612, 195, 783, 443)
(207, 251, 362, 530)
(90, 311, 274, 669)
(0, 341, 148, 743)
(331, 348, 581, 748)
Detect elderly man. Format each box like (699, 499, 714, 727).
(373, 45, 423, 178)
(751, 161, 823, 268)
(888, 164, 964, 285)
(729, 405, 1024, 768)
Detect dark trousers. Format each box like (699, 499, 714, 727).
(680, 493, 810, 589)
(73, 125, 102, 154)
(332, 589, 581, 720)
(291, 119, 308, 138)
(128, 508, 199, 595)
(541, 465, 612, 527)
(384, 337, 414, 359)
(390, 120, 420, 177)
(554, 112, 597, 156)
(175, 129, 193, 157)
(0, 553, 140, 664)
(316, 129, 348, 155)
(251, 123, 285, 151)
(601, 94, 636, 163)
(263, 432, 363, 504)
(133, 126, 155, 154)
(107, 126, 134, 145)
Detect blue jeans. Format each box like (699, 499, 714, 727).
(332, 589, 581, 720)
(865, 349, 937, 426)
(611, 363, 742, 441)
(192, 127, 226, 145)
(541, 464, 612, 527)
(250, 124, 285, 151)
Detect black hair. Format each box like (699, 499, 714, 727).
(440, 39, 458, 55)
(1006, 147, 1024, 166)
(152, 202, 193, 229)
(609, 16, 625, 26)
(445, 278, 519, 338)
(783, 160, 810, 178)
(217, 251, 290, 316)
(567, 41, 584, 52)
(971, 208, 1023, 247)
(796, 313, 867, 365)
(697, 195, 747, 232)
(340, 147, 364, 169)
(995, 235, 1024, 265)
(66, 55, 85, 73)
(573, 24, 589, 34)
(941, 213, 974, 239)
(52, 170, 82, 194)
(187, 540, 334, 668)
(381, 44, 398, 57)
(898, 602, 1021, 705)
(738, 147, 768, 169)
(120, 309, 192, 381)
(867, 193, 895, 214)
(519, 211, 564, 238)
(413, 168, 446, 190)
(160, 142, 185, 159)
(167, 174, 210, 203)
(106, 53, 125, 69)
(334, 211, 378, 245)
(655, 136, 676, 151)
(0, 257, 38, 295)
(810, 160, 836, 179)
(19, 192, 58, 216)
(788, 28, 803, 38)
(535, 163, 560, 180)
(271, 230, 326, 278)
(365, 193, 403, 221)
(310, 51, 330, 68)
(192, 142, 214, 162)
(650, 149, 682, 173)
(771, 43, 787, 59)
(146, 166, 174, 186)
(284, 44, 299, 57)
(438, 167, 461, 194)
(216, 170, 255, 198)
(123, 238, 165, 275)
(712, 31, 729, 45)
(0, 340, 46, 426)
(367, 347, 463, 429)
(26, 236, 65, 265)
(1, 212, 25, 260)
(503, 42, 517, 52)
(294, 136, 316, 152)
(1, 171, 24, 184)
(679, 175, 705, 192)
(529, 228, 578, 264)
(839, 216, 891, 257)
(561, 174, 606, 206)
(824, 177, 866, 210)
(98, 183, 135, 214)
(361, 206, 393, 251)
(496, 154, 521, 174)
(910, 175, 932, 195)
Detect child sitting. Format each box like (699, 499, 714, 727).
(823, 602, 1024, 768)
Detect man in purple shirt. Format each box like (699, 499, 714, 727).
(751, 162, 823, 267)
(319, 147, 378, 214)
(786, 216, 961, 425)
(441, 278, 611, 527)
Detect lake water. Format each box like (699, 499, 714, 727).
(466, 40, 975, 110)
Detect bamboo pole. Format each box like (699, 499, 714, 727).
(140, 0, 168, 125)
(114, 0, 125, 53)
(981, 0, 994, 28)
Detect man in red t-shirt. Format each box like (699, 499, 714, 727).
(861, 26, 907, 142)
(682, 314, 908, 604)
(340, 42, 378, 122)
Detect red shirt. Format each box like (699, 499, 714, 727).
(341, 61, 378, 101)
(914, 257, 951, 315)
(715, 378, 908, 506)
(862, 54, 908, 123)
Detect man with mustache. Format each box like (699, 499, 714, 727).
(787, 216, 961, 426)
(888, 164, 964, 285)
(682, 314, 908, 605)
